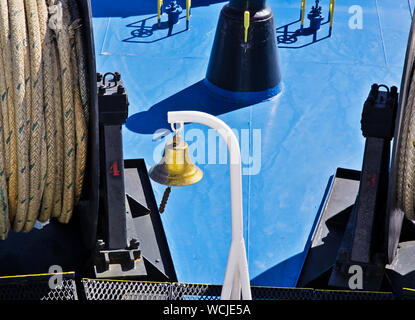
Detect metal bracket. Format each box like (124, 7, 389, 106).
(94, 238, 147, 279)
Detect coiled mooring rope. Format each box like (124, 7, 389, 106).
(0, 0, 89, 239)
(396, 59, 415, 220)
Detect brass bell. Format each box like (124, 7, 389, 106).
(150, 134, 203, 187)
(150, 134, 203, 213)
(149, 134, 203, 187)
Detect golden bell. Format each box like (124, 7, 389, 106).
(149, 135, 203, 187)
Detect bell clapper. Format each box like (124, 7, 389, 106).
(172, 121, 185, 148)
(159, 186, 171, 214)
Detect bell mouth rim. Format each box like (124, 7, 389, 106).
(149, 165, 203, 187)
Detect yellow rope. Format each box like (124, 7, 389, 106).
(68, 20, 87, 209)
(23, 0, 47, 232)
(0, 2, 16, 232)
(68, 0, 89, 208)
(38, 0, 56, 223)
(68, 0, 89, 126)
(0, 0, 89, 237)
(9, 0, 30, 232)
(0, 19, 10, 240)
(49, 0, 64, 219)
(0, 1, 17, 239)
(51, 0, 76, 223)
(51, 35, 65, 219)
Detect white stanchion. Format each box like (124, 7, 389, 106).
(167, 111, 252, 300)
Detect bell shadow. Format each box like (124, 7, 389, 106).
(126, 80, 252, 135)
(123, 16, 188, 44)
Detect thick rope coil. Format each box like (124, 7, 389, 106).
(46, 0, 64, 219)
(0, 108, 9, 240)
(38, 0, 56, 222)
(51, 34, 65, 219)
(68, 0, 89, 126)
(68, 19, 88, 209)
(0, 0, 89, 237)
(49, 0, 76, 223)
(396, 60, 415, 219)
(23, 0, 47, 232)
(55, 1, 76, 223)
(0, 19, 10, 240)
(0, 2, 17, 228)
(68, 0, 89, 207)
(9, 0, 30, 232)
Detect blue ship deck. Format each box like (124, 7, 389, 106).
(91, 0, 413, 287)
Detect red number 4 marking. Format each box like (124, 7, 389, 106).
(109, 161, 120, 177)
(367, 173, 376, 187)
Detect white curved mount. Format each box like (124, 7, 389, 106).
(167, 111, 252, 300)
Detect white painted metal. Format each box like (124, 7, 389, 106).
(168, 111, 252, 300)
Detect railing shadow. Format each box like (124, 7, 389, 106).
(276, 15, 333, 49)
(122, 15, 188, 44)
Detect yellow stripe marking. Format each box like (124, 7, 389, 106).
(0, 271, 74, 279)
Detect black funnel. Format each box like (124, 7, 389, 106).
(205, 0, 282, 103)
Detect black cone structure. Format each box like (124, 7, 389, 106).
(205, 0, 282, 103)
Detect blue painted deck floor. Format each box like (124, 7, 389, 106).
(91, 0, 413, 287)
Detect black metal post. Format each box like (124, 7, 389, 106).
(351, 137, 390, 263)
(205, 0, 281, 100)
(328, 84, 399, 290)
(98, 72, 129, 250)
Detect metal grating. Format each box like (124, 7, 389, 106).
(171, 283, 222, 300)
(313, 289, 393, 301)
(251, 286, 315, 300)
(251, 287, 394, 301)
(82, 279, 395, 300)
(82, 278, 171, 300)
(0, 273, 78, 300)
